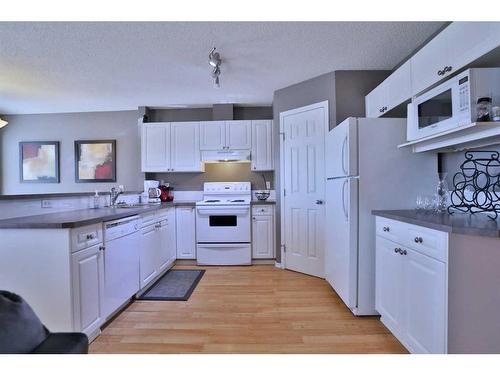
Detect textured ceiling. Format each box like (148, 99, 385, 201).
(0, 22, 446, 114)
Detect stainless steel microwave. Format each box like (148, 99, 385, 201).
(407, 68, 500, 141)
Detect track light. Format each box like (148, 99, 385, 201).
(209, 47, 222, 88)
(0, 118, 8, 129)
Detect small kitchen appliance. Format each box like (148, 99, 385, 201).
(159, 181, 174, 202)
(195, 182, 252, 265)
(407, 68, 500, 141)
(144, 180, 161, 204)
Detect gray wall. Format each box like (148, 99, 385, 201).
(0, 110, 143, 195)
(272, 70, 390, 262)
(149, 163, 274, 191)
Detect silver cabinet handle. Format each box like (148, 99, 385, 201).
(414, 236, 423, 244)
(315, 200, 324, 205)
(86, 234, 94, 240)
(383, 226, 390, 232)
(401, 249, 407, 256)
(99, 245, 105, 252)
(394, 248, 400, 254)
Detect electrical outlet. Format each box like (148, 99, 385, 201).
(266, 181, 271, 190)
(41, 199, 53, 208)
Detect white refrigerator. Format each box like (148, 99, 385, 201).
(325, 117, 437, 316)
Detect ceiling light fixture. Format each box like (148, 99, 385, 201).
(0, 117, 8, 129)
(209, 47, 222, 88)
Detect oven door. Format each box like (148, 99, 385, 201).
(408, 75, 470, 141)
(196, 206, 251, 243)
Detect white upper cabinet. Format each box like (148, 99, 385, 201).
(170, 122, 202, 172)
(411, 22, 500, 96)
(365, 60, 412, 118)
(141, 122, 171, 172)
(142, 121, 203, 173)
(226, 120, 251, 150)
(251, 120, 274, 171)
(200, 121, 226, 150)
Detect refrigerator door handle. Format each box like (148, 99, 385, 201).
(341, 135, 348, 175)
(342, 179, 348, 221)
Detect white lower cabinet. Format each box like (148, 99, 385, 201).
(251, 205, 275, 259)
(176, 206, 196, 259)
(375, 237, 404, 332)
(140, 223, 159, 288)
(375, 217, 447, 354)
(404, 247, 446, 354)
(158, 208, 177, 272)
(71, 243, 104, 339)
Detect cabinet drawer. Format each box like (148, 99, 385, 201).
(402, 224, 448, 263)
(252, 205, 274, 216)
(71, 223, 103, 252)
(375, 217, 403, 243)
(157, 208, 171, 222)
(140, 211, 158, 228)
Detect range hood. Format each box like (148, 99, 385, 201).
(201, 150, 251, 163)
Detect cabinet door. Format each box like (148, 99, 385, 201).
(71, 244, 104, 337)
(252, 214, 274, 258)
(226, 120, 251, 150)
(170, 122, 202, 172)
(176, 206, 196, 259)
(157, 220, 170, 272)
(375, 237, 404, 333)
(140, 224, 159, 288)
(141, 122, 171, 172)
(365, 80, 388, 118)
(384, 60, 412, 112)
(403, 248, 447, 354)
(251, 120, 273, 171)
(200, 121, 226, 150)
(166, 208, 177, 262)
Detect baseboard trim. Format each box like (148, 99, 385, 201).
(252, 259, 276, 265)
(275, 262, 285, 269)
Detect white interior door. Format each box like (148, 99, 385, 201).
(281, 101, 327, 277)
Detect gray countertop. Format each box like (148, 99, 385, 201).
(0, 201, 196, 229)
(372, 209, 500, 238)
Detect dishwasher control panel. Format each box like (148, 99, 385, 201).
(104, 216, 139, 241)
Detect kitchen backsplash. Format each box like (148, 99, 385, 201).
(147, 163, 274, 191)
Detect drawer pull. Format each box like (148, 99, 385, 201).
(401, 249, 407, 256)
(414, 236, 423, 244)
(394, 248, 401, 254)
(86, 234, 95, 240)
(383, 226, 390, 232)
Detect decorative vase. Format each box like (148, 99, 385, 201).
(435, 172, 450, 213)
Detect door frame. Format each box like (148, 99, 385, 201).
(279, 100, 329, 270)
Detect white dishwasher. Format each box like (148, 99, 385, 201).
(103, 215, 140, 319)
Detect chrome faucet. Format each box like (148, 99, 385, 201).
(110, 186, 124, 207)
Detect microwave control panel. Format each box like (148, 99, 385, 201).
(458, 79, 470, 113)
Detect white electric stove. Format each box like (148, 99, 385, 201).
(195, 182, 251, 265)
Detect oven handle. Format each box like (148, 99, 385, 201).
(196, 208, 249, 215)
(197, 243, 249, 248)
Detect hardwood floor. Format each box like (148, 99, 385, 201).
(90, 265, 407, 354)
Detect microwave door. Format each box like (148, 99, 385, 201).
(417, 88, 453, 132)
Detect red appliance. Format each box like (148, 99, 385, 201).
(159, 182, 174, 202)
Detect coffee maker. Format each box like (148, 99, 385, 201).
(143, 180, 161, 204)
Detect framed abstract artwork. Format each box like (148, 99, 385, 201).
(74, 140, 116, 183)
(19, 141, 60, 183)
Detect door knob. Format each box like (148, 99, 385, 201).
(316, 200, 324, 205)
